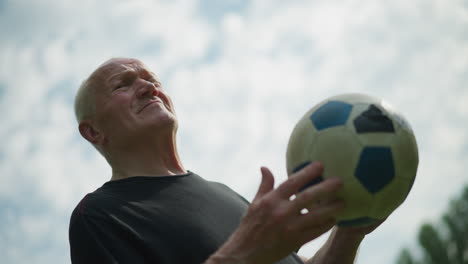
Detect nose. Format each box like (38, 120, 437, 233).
(136, 80, 160, 98)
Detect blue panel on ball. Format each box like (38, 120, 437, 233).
(355, 147, 395, 193)
(337, 217, 379, 227)
(310, 101, 353, 130)
(293, 161, 324, 192)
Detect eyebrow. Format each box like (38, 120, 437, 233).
(107, 67, 159, 83)
(107, 69, 136, 84)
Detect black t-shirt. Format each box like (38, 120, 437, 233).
(69, 172, 303, 264)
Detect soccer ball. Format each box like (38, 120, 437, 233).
(286, 93, 418, 227)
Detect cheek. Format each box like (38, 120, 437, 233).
(97, 105, 133, 131)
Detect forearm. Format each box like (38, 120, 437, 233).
(203, 253, 244, 264)
(305, 227, 364, 264)
(203, 240, 250, 264)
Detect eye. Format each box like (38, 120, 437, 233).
(114, 80, 132, 90)
(114, 84, 126, 90)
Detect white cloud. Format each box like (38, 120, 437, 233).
(1, 0, 468, 263)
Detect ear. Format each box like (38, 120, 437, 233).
(79, 121, 104, 145)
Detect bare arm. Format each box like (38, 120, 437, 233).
(204, 163, 345, 264)
(304, 221, 385, 264)
(304, 227, 364, 264)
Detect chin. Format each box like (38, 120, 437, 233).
(148, 114, 177, 131)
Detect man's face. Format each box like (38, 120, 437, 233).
(90, 58, 177, 148)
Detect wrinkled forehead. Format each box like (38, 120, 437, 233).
(91, 58, 147, 82)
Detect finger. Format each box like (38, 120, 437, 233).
(253, 166, 275, 201)
(292, 177, 343, 212)
(276, 162, 324, 198)
(305, 195, 335, 211)
(297, 199, 345, 228)
(297, 219, 336, 244)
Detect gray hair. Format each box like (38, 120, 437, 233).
(74, 73, 107, 156)
(74, 76, 97, 123)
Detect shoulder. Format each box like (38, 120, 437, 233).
(69, 187, 122, 225)
(191, 173, 236, 195)
(207, 180, 251, 205)
(209, 181, 235, 193)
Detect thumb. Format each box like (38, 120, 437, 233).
(253, 166, 275, 201)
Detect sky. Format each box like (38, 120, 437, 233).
(1, 0, 467, 263)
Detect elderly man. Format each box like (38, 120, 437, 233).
(69, 57, 381, 264)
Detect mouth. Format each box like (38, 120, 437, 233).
(138, 99, 163, 113)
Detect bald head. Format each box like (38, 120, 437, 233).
(74, 58, 144, 123)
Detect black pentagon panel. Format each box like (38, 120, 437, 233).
(354, 104, 395, 133)
(355, 147, 395, 194)
(292, 161, 312, 173)
(310, 101, 353, 131)
(337, 217, 380, 227)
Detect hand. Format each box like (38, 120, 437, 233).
(206, 163, 345, 264)
(335, 218, 386, 239)
(304, 220, 386, 264)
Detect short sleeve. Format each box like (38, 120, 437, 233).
(68, 195, 147, 264)
(69, 210, 117, 263)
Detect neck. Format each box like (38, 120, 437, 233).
(105, 133, 186, 181)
